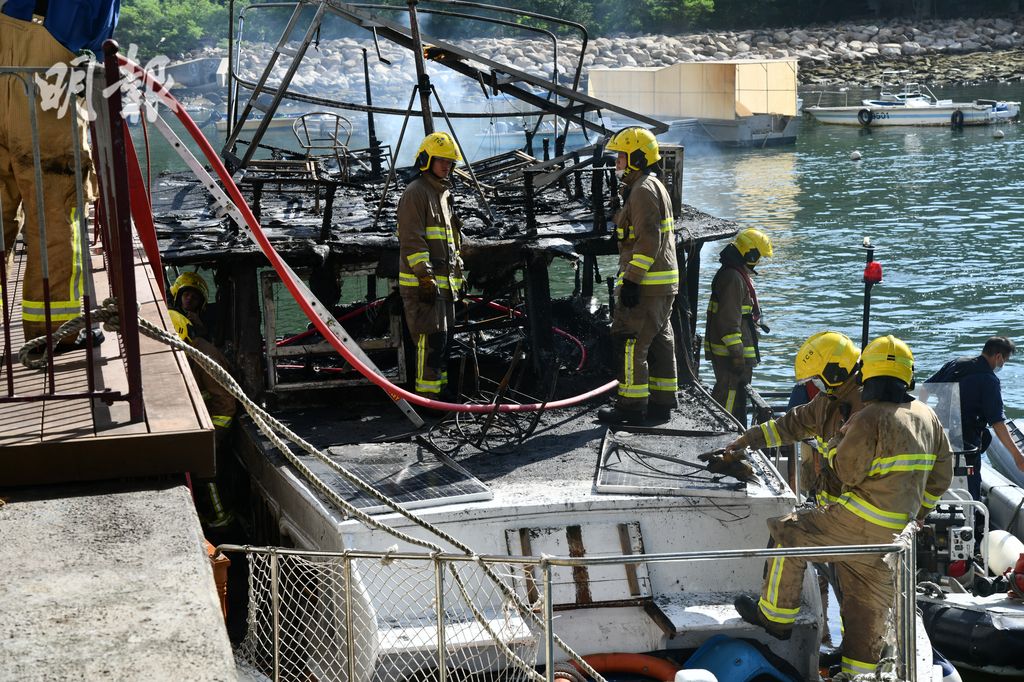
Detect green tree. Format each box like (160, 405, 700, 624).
(118, 0, 228, 59)
(644, 0, 715, 31)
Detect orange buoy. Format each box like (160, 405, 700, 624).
(571, 653, 680, 682)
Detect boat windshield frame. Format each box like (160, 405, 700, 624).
(876, 69, 940, 106)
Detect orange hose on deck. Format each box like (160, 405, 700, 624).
(573, 653, 680, 682)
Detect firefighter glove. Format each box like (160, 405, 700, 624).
(620, 279, 640, 308)
(731, 354, 746, 371)
(418, 276, 439, 303)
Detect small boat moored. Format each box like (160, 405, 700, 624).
(805, 71, 1020, 127)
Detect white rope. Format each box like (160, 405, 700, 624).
(18, 298, 121, 369)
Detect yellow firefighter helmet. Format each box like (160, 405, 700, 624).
(606, 127, 661, 172)
(733, 228, 773, 266)
(415, 132, 463, 171)
(169, 271, 209, 307)
(861, 334, 915, 386)
(794, 331, 860, 390)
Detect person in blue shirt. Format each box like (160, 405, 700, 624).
(2, 0, 120, 58)
(922, 336, 1024, 502)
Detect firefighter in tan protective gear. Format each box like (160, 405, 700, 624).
(725, 331, 862, 507)
(397, 132, 463, 399)
(724, 331, 863, 647)
(169, 271, 238, 527)
(704, 228, 772, 425)
(1, 10, 99, 350)
(734, 335, 952, 678)
(597, 127, 679, 426)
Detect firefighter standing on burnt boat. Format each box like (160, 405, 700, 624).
(397, 132, 464, 399)
(597, 127, 679, 426)
(724, 331, 863, 647)
(704, 228, 773, 425)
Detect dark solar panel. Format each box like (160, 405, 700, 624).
(595, 428, 752, 498)
(302, 442, 492, 515)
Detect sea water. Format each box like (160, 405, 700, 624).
(685, 82, 1024, 418)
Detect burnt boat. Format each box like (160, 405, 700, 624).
(139, 1, 939, 680)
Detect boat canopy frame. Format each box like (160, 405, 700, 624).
(222, 0, 667, 173)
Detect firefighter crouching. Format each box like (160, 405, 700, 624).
(397, 132, 464, 399)
(168, 272, 238, 527)
(724, 331, 863, 647)
(704, 228, 773, 425)
(734, 335, 952, 677)
(597, 127, 679, 426)
(725, 330, 862, 507)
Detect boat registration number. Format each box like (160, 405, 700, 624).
(873, 112, 891, 120)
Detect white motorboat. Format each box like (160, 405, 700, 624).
(805, 72, 1020, 127)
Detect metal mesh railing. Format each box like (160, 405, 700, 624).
(234, 550, 539, 682)
(223, 535, 920, 682)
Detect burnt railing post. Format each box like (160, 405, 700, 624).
(524, 170, 537, 236)
(524, 251, 554, 376)
(362, 48, 382, 180)
(572, 152, 583, 198)
(590, 143, 606, 234)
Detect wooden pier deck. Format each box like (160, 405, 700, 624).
(1, 240, 215, 487)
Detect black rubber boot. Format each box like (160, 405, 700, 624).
(734, 594, 792, 640)
(597, 405, 646, 425)
(646, 404, 674, 424)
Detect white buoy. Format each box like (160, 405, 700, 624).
(981, 529, 1024, 575)
(994, 129, 1006, 139)
(850, 150, 862, 161)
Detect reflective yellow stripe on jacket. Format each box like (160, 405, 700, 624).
(704, 339, 730, 357)
(760, 420, 782, 448)
(424, 225, 450, 240)
(399, 272, 463, 291)
(867, 453, 936, 477)
(838, 491, 910, 530)
(406, 251, 430, 267)
(615, 269, 679, 287)
(921, 490, 942, 512)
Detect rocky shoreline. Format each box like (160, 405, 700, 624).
(186, 16, 1024, 109)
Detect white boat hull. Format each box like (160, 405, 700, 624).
(806, 102, 1019, 126)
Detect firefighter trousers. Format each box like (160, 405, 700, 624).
(757, 504, 896, 677)
(0, 15, 95, 340)
(610, 294, 677, 412)
(402, 294, 455, 396)
(709, 356, 753, 425)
